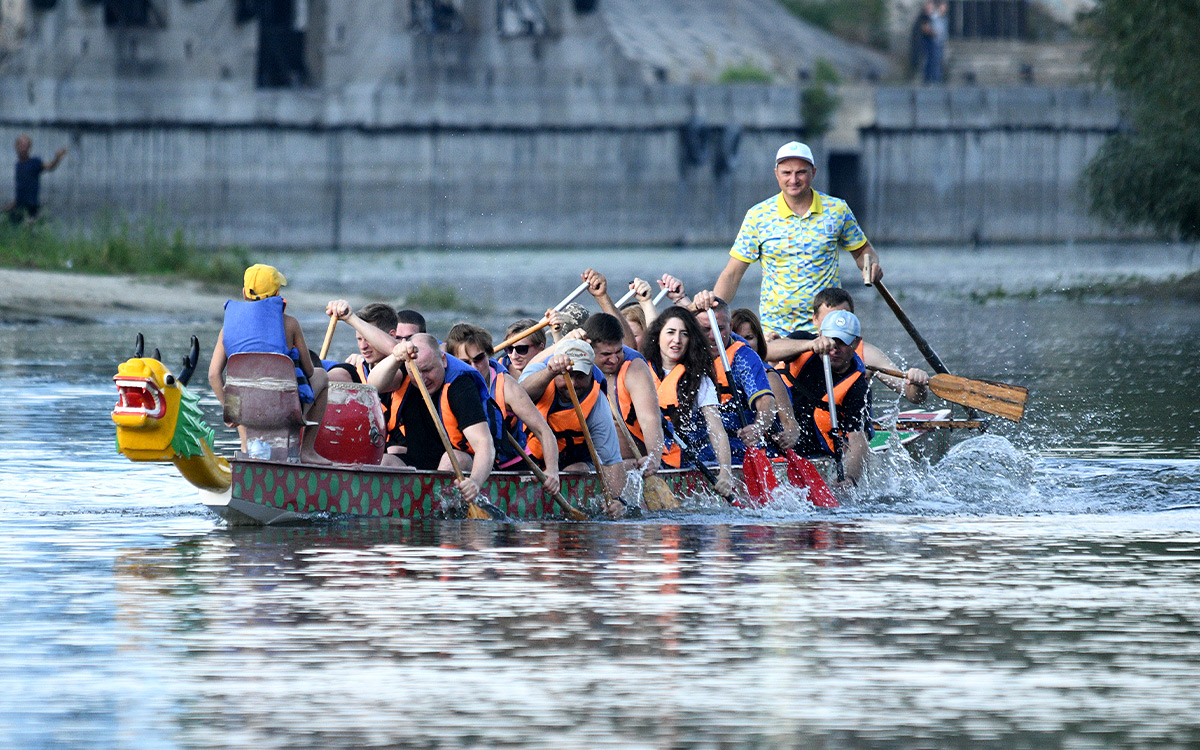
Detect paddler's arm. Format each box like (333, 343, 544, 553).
(625, 359, 665, 474)
(766, 369, 801, 450)
(840, 430, 869, 488)
(700, 403, 734, 498)
(502, 374, 561, 494)
(284, 314, 314, 377)
(583, 268, 638, 348)
(766, 334, 834, 363)
(713, 257, 750, 306)
(658, 273, 692, 309)
(366, 343, 413, 394)
(326, 299, 399, 361)
(518, 355, 569, 403)
(207, 329, 228, 406)
(460, 421, 495, 499)
(862, 342, 929, 404)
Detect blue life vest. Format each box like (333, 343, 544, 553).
(222, 297, 314, 402)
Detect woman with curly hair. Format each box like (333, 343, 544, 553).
(641, 306, 734, 497)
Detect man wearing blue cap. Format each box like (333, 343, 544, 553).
(778, 309, 872, 487)
(714, 140, 883, 336)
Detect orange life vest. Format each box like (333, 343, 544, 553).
(385, 370, 474, 453)
(615, 359, 682, 468)
(775, 351, 864, 452)
(526, 377, 602, 463)
(711, 339, 747, 405)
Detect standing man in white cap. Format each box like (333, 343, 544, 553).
(779, 309, 873, 488)
(713, 141, 883, 336)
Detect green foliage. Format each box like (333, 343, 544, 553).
(1082, 0, 1200, 240)
(404, 283, 485, 314)
(801, 59, 841, 139)
(779, 0, 889, 49)
(717, 63, 773, 84)
(0, 214, 249, 284)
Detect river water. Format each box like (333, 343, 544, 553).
(2, 243, 1199, 748)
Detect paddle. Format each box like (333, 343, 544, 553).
(405, 360, 503, 521)
(495, 281, 590, 352)
(614, 285, 637, 307)
(605, 389, 680, 511)
(706, 308, 777, 506)
(821, 354, 846, 483)
(319, 315, 337, 360)
(500, 428, 589, 521)
(874, 419, 986, 431)
(866, 365, 1027, 422)
(562, 371, 624, 515)
(785, 448, 839, 508)
(652, 286, 670, 306)
(669, 427, 737, 506)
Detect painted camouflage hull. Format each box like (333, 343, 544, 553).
(205, 459, 720, 525)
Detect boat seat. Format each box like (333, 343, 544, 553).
(223, 352, 309, 461)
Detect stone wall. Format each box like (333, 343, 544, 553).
(2, 79, 1135, 248)
(861, 87, 1131, 244)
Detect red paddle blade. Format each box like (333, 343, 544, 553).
(742, 446, 778, 508)
(787, 451, 838, 508)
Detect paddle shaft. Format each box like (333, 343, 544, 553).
(563, 372, 613, 501)
(875, 419, 986, 431)
(821, 354, 845, 482)
(706, 309, 754, 431)
(874, 281, 950, 376)
(319, 316, 337, 360)
(495, 281, 590, 352)
(607, 389, 644, 460)
(501, 428, 587, 521)
(614, 286, 636, 307)
(653, 287, 670, 306)
(669, 427, 733, 503)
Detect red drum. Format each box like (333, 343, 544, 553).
(313, 382, 386, 465)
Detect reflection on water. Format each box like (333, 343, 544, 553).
(2, 244, 1200, 747)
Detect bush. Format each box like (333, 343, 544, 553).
(718, 63, 773, 84)
(801, 59, 841, 139)
(0, 215, 249, 284)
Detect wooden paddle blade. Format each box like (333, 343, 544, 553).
(927, 373, 1028, 422)
(643, 475, 680, 511)
(791, 454, 839, 508)
(742, 446, 778, 507)
(466, 502, 492, 520)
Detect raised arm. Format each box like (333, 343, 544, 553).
(44, 147, 68, 172)
(583, 268, 637, 348)
(326, 299, 399, 361)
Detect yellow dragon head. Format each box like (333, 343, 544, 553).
(113, 335, 231, 491)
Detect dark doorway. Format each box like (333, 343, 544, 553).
(256, 0, 308, 87)
(827, 151, 865, 225)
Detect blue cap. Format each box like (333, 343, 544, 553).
(820, 310, 861, 345)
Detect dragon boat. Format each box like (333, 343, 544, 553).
(112, 337, 962, 525)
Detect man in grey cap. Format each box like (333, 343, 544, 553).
(778, 309, 872, 487)
(518, 338, 628, 516)
(714, 140, 883, 336)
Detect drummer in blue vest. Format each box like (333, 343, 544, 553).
(207, 264, 329, 463)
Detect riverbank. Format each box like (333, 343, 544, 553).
(0, 268, 331, 326)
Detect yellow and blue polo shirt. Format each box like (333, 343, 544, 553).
(730, 190, 867, 335)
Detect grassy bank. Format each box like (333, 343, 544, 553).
(0, 218, 248, 286)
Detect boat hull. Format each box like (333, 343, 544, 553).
(210, 459, 717, 524)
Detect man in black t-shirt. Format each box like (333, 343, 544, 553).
(780, 310, 872, 487)
(367, 333, 494, 503)
(4, 135, 67, 224)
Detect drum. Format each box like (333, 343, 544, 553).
(313, 382, 386, 465)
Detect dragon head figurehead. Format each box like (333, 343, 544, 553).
(113, 335, 231, 491)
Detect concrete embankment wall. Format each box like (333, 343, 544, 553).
(862, 87, 1128, 244)
(2, 81, 1131, 247)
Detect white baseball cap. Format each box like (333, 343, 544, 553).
(775, 141, 815, 167)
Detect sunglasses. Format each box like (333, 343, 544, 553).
(462, 351, 489, 366)
(506, 344, 533, 356)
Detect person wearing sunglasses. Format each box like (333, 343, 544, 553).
(500, 318, 547, 381)
(445, 323, 561, 497)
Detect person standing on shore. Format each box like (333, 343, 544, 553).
(3, 135, 68, 224)
(713, 141, 883, 336)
